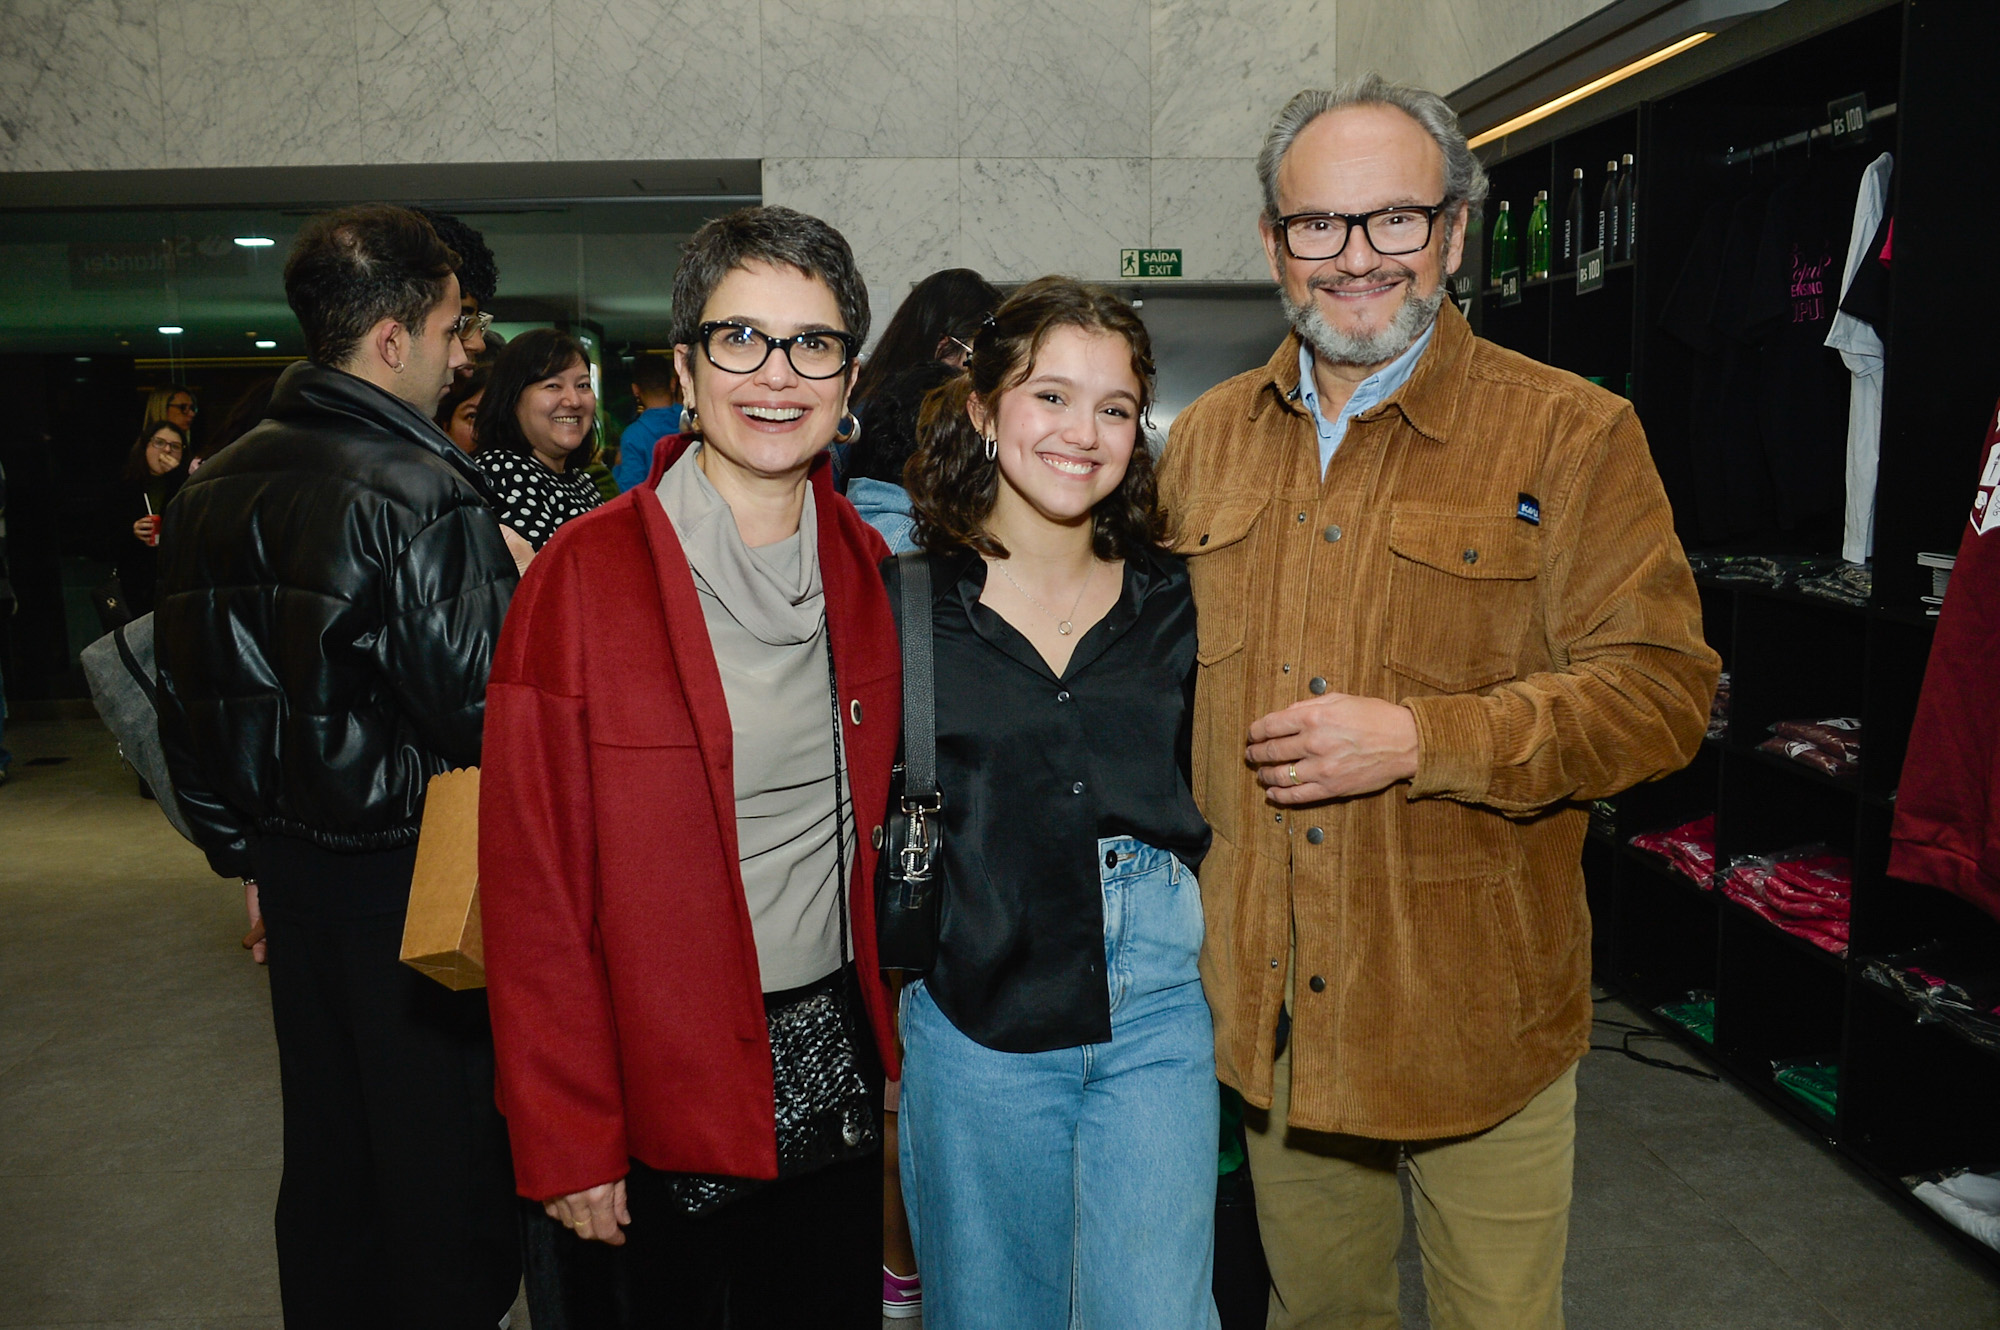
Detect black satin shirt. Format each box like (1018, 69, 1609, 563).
(882, 546, 1211, 1053)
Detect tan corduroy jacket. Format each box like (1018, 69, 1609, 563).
(1159, 301, 1718, 1140)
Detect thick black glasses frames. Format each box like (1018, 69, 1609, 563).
(1276, 202, 1448, 261)
(697, 321, 858, 380)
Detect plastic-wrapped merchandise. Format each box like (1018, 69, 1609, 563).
(1707, 671, 1731, 740)
(1757, 737, 1855, 777)
(1629, 814, 1717, 886)
(1757, 716, 1861, 778)
(1772, 716, 1861, 763)
(1908, 1170, 2000, 1252)
(1772, 1060, 1839, 1121)
(1796, 561, 1872, 606)
(1861, 947, 2000, 1053)
(1655, 992, 1716, 1043)
(1685, 552, 1842, 588)
(1720, 846, 1852, 955)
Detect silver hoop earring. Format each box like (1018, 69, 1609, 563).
(984, 435, 997, 462)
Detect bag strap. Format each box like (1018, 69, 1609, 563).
(824, 626, 852, 972)
(112, 621, 158, 709)
(897, 551, 938, 803)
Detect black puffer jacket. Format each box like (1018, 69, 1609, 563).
(156, 361, 517, 878)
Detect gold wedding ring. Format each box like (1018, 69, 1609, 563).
(1287, 763, 1299, 786)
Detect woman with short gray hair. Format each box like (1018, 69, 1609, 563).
(481, 205, 903, 1327)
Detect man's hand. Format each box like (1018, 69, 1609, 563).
(545, 1177, 630, 1245)
(499, 524, 535, 576)
(1246, 694, 1420, 803)
(242, 879, 267, 964)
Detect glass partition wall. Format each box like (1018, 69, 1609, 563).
(0, 197, 732, 703)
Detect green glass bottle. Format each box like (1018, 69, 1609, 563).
(1527, 190, 1552, 279)
(1490, 200, 1516, 287)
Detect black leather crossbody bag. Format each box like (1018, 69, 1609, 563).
(876, 551, 944, 973)
(664, 630, 880, 1216)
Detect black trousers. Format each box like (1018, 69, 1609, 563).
(255, 837, 521, 1330)
(522, 1153, 882, 1329)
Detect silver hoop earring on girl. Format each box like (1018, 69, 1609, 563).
(984, 435, 998, 462)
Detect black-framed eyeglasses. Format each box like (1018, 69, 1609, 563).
(451, 311, 495, 339)
(697, 321, 856, 380)
(1276, 202, 1448, 260)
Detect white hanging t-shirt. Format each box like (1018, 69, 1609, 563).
(1826, 151, 1893, 564)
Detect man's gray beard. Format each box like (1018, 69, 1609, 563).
(1282, 275, 1445, 368)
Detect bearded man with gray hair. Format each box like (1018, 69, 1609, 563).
(1158, 77, 1718, 1328)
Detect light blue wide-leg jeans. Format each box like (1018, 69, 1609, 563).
(900, 836, 1221, 1330)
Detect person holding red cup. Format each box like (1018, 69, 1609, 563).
(113, 419, 187, 614)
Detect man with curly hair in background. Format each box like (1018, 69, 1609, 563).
(415, 207, 500, 372)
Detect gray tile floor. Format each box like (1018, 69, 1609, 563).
(3, 714, 1997, 1328)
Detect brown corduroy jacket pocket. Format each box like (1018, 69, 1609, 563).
(1384, 512, 1541, 694)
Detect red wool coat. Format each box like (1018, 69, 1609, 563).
(480, 439, 901, 1203)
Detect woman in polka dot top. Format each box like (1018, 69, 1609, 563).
(475, 329, 604, 552)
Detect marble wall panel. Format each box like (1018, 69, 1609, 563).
(356, 0, 556, 164)
(1337, 0, 1615, 95)
(159, 0, 363, 168)
(760, 0, 957, 158)
(1151, 0, 1335, 160)
(1151, 157, 1267, 281)
(960, 157, 1150, 283)
(553, 0, 762, 161)
(0, 0, 161, 172)
(957, 0, 1151, 158)
(762, 157, 959, 343)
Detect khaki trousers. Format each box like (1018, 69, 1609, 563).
(1242, 1044, 1576, 1330)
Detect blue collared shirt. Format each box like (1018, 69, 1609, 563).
(1297, 319, 1437, 476)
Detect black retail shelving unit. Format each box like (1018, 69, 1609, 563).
(1467, 0, 2000, 1274)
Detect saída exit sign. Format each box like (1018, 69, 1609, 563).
(1121, 248, 1183, 278)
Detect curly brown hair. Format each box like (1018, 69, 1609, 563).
(905, 276, 1170, 560)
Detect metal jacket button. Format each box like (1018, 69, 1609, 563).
(1306, 827, 1325, 845)
(1308, 975, 1327, 993)
(1071, 781, 1085, 794)
(1323, 525, 1342, 542)
(1056, 690, 1071, 702)
(1463, 548, 1479, 564)
(1309, 677, 1328, 695)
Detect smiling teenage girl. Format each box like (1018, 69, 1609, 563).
(891, 277, 1219, 1329)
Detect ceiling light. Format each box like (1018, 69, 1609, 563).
(74, 356, 91, 363)
(233, 236, 275, 248)
(1468, 32, 1714, 149)
(158, 325, 184, 335)
(255, 340, 278, 349)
